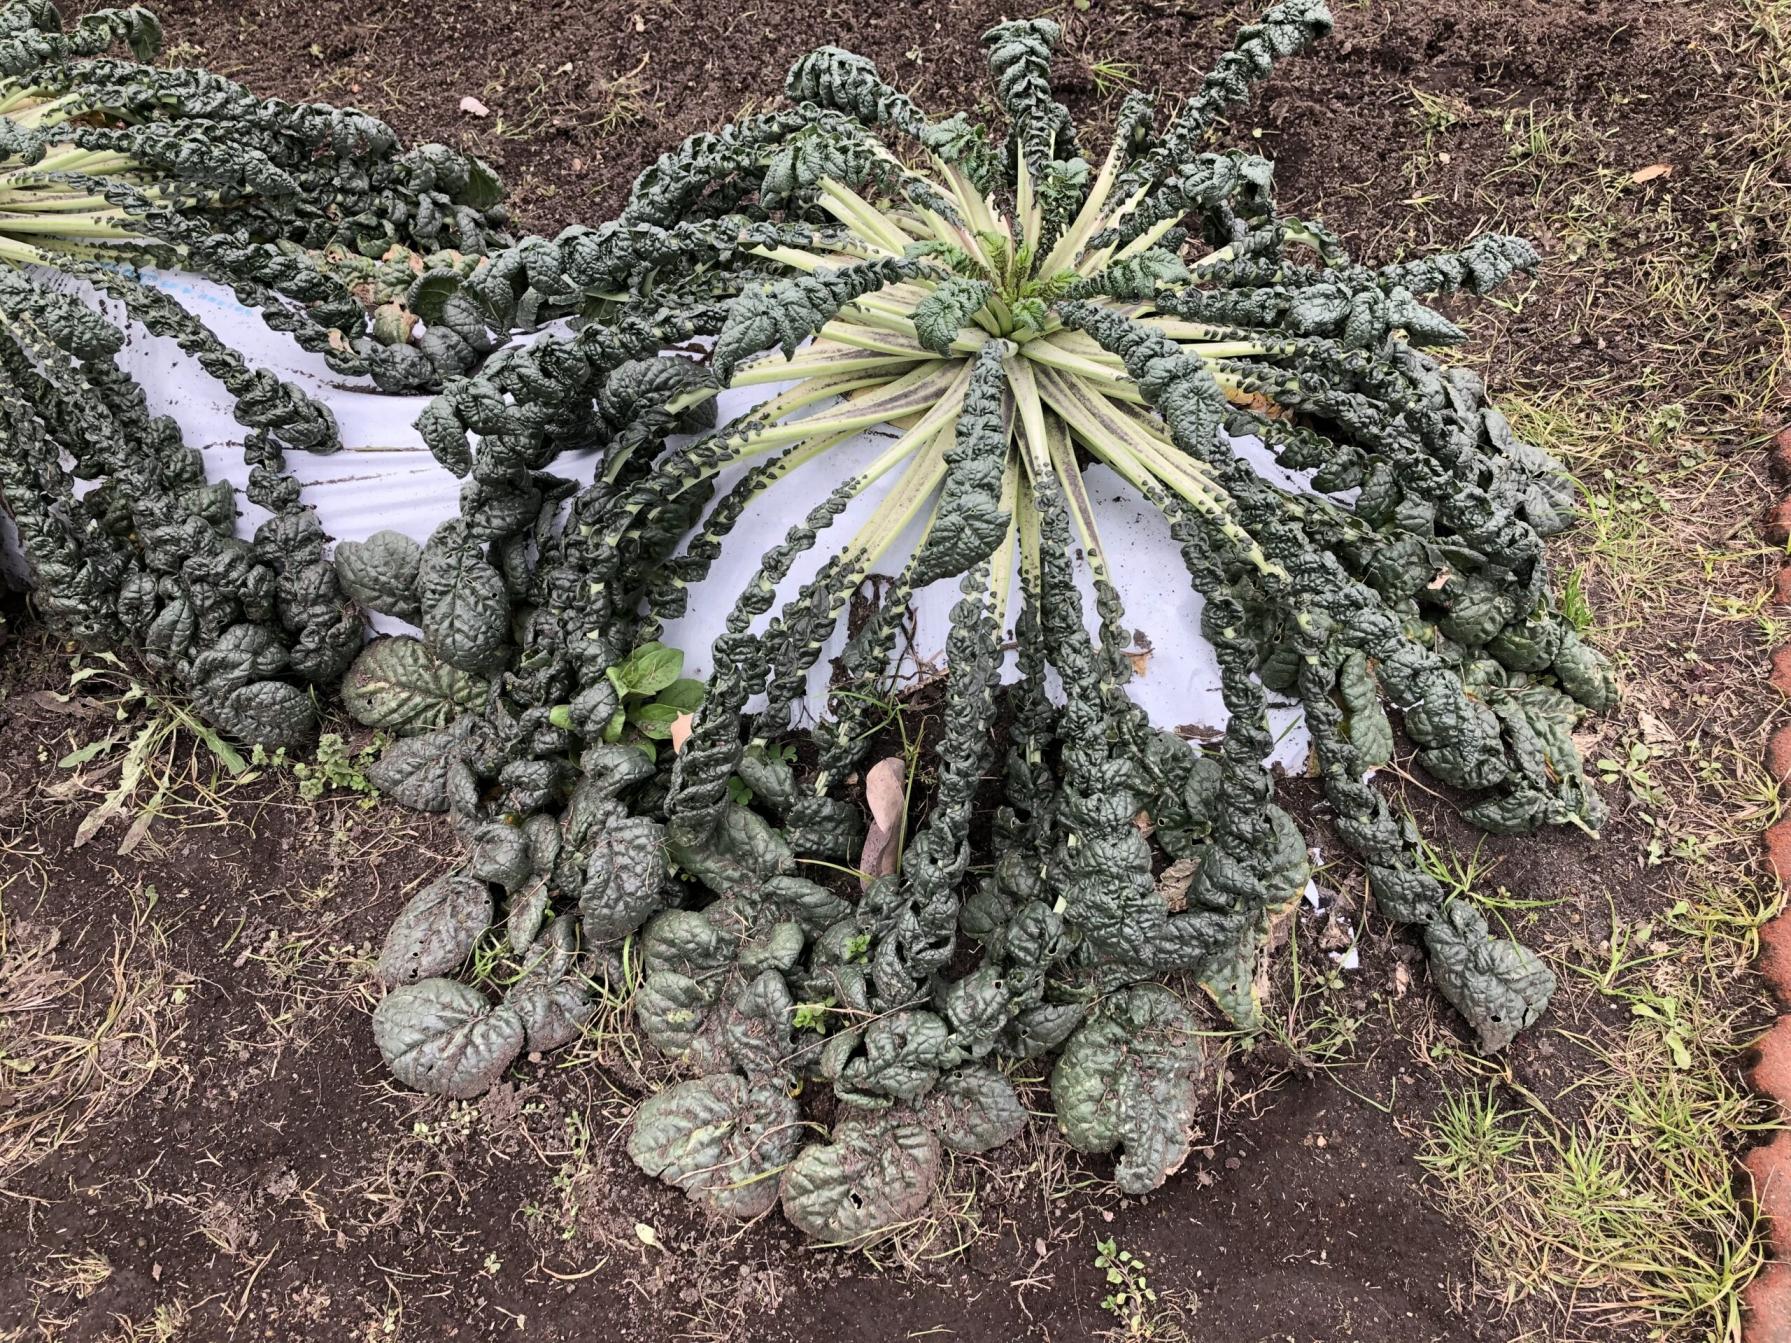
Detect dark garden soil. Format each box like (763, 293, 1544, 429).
(5, 0, 1781, 1339)
(0, 626, 1569, 1343)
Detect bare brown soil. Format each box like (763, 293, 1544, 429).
(6, 0, 1783, 1339)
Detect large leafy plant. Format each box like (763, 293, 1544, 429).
(344, 1, 1614, 1242)
(0, 0, 510, 740)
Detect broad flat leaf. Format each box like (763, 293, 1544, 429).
(632, 702, 684, 739)
(374, 978, 525, 1098)
(375, 872, 493, 987)
(628, 1074, 801, 1219)
(334, 531, 423, 622)
(343, 636, 488, 736)
(657, 679, 707, 712)
(1050, 984, 1206, 1195)
(611, 642, 683, 697)
(779, 1113, 942, 1243)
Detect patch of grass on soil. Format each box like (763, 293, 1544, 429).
(1401, 0, 1791, 1336)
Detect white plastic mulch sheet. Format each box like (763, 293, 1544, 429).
(25, 270, 1318, 770)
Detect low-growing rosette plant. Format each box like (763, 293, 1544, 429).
(339, 0, 1614, 1243)
(0, 0, 1615, 1245)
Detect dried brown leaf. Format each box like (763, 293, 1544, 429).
(1155, 856, 1198, 913)
(858, 756, 907, 889)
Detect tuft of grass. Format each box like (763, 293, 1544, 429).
(1420, 1003, 1771, 1338)
(1088, 58, 1140, 99)
(0, 882, 188, 1194)
(1409, 0, 1791, 1336)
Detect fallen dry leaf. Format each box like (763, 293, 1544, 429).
(27, 689, 104, 716)
(668, 711, 694, 754)
(1124, 648, 1151, 678)
(458, 95, 490, 117)
(1636, 709, 1675, 746)
(1630, 162, 1673, 184)
(1155, 856, 1198, 913)
(858, 756, 907, 888)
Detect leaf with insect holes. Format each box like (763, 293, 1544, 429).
(1421, 900, 1555, 1052)
(343, 636, 488, 736)
(779, 1112, 942, 1242)
(1051, 984, 1207, 1194)
(919, 1065, 1028, 1152)
(375, 872, 493, 987)
(374, 977, 524, 1098)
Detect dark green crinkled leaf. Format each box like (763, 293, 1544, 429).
(912, 277, 991, 353)
(373, 977, 525, 1099)
(833, 1010, 963, 1106)
(1050, 984, 1207, 1194)
(1422, 900, 1555, 1052)
(579, 814, 669, 943)
(375, 871, 493, 987)
(365, 715, 484, 811)
(503, 914, 595, 1052)
(334, 530, 423, 622)
(636, 969, 716, 1056)
(343, 635, 488, 735)
(779, 1113, 942, 1242)
(628, 1074, 801, 1219)
(418, 520, 511, 675)
(919, 1065, 1028, 1152)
